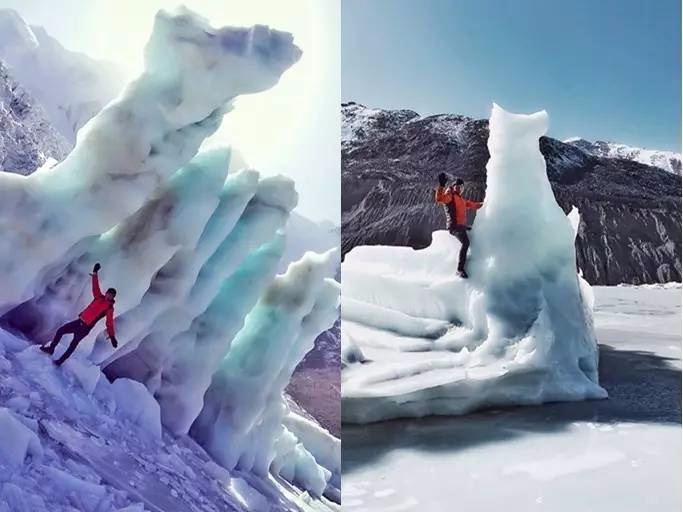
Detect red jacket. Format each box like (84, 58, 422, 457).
(79, 273, 115, 338)
(434, 186, 482, 226)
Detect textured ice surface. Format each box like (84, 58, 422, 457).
(192, 250, 340, 498)
(342, 104, 606, 423)
(111, 378, 162, 440)
(0, 407, 42, 468)
(0, 6, 301, 313)
(0, 330, 340, 511)
(0, 6, 338, 504)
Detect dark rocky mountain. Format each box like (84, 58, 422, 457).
(341, 102, 681, 285)
(286, 320, 341, 436)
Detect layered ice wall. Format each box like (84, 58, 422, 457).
(342, 104, 606, 423)
(0, 7, 340, 499)
(192, 250, 340, 497)
(0, 6, 301, 313)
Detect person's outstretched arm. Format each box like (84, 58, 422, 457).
(435, 187, 452, 204)
(435, 173, 451, 204)
(91, 263, 103, 298)
(465, 199, 483, 210)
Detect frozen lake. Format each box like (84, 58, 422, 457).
(342, 285, 681, 511)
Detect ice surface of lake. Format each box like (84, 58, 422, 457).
(342, 285, 681, 512)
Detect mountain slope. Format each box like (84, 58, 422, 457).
(0, 61, 70, 174)
(341, 102, 681, 285)
(0, 9, 123, 145)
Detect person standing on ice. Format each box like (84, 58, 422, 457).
(41, 263, 118, 365)
(434, 173, 483, 278)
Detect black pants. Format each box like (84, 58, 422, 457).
(48, 319, 92, 364)
(449, 228, 470, 271)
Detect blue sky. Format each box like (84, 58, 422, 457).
(342, 0, 681, 151)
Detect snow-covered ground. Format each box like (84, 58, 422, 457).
(0, 328, 338, 512)
(342, 285, 681, 512)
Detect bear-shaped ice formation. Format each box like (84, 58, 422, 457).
(342, 104, 606, 423)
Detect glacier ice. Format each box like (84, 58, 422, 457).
(0, 6, 339, 502)
(342, 104, 607, 423)
(0, 329, 341, 511)
(0, 6, 301, 314)
(111, 378, 162, 440)
(191, 249, 340, 497)
(283, 412, 341, 494)
(0, 407, 43, 468)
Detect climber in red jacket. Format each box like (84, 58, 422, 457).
(434, 173, 483, 278)
(41, 263, 118, 366)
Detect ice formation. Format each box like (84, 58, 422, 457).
(0, 6, 339, 502)
(342, 104, 607, 423)
(0, 6, 301, 313)
(191, 250, 340, 496)
(0, 407, 43, 468)
(110, 378, 162, 439)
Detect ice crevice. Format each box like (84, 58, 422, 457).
(0, 6, 339, 502)
(341, 103, 607, 424)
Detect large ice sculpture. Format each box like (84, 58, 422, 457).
(342, 104, 607, 423)
(0, 7, 340, 499)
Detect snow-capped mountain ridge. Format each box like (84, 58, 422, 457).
(0, 61, 70, 174)
(343, 101, 681, 175)
(341, 101, 419, 147)
(565, 137, 681, 175)
(0, 8, 123, 145)
(342, 102, 681, 285)
(0, 8, 38, 50)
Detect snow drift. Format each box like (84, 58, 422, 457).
(342, 104, 607, 423)
(0, 6, 339, 502)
